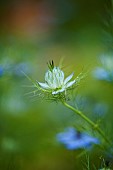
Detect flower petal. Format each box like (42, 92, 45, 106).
(64, 73, 74, 85)
(38, 82, 50, 89)
(53, 67, 64, 87)
(65, 80, 76, 88)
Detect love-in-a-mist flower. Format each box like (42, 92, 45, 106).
(0, 65, 4, 77)
(38, 61, 76, 94)
(93, 55, 113, 82)
(56, 127, 99, 150)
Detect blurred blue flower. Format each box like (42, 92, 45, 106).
(56, 127, 99, 150)
(13, 62, 30, 77)
(93, 55, 113, 82)
(93, 103, 108, 116)
(93, 68, 111, 82)
(0, 66, 4, 77)
(0, 60, 32, 78)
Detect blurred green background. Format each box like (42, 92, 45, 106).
(0, 0, 113, 169)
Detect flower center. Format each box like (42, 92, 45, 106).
(76, 131, 82, 139)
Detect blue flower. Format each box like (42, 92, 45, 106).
(0, 66, 4, 77)
(93, 103, 108, 116)
(56, 127, 99, 150)
(93, 55, 113, 82)
(13, 62, 31, 77)
(93, 67, 111, 82)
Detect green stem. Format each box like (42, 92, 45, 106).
(63, 101, 110, 145)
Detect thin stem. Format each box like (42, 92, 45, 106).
(63, 101, 110, 145)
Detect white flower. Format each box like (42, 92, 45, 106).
(38, 67, 76, 94)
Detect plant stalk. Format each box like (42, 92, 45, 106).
(63, 101, 110, 145)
